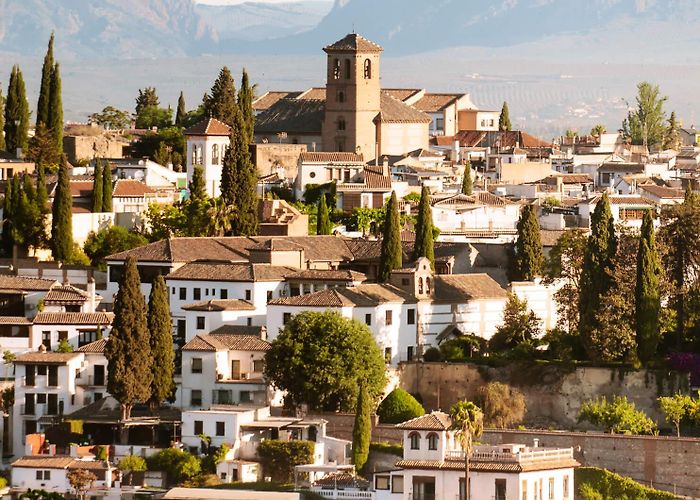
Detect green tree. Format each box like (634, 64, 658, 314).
(663, 111, 681, 150)
(546, 229, 587, 335)
(378, 192, 402, 282)
(264, 311, 387, 411)
(50, 156, 73, 261)
(92, 160, 103, 213)
(47, 63, 63, 156)
(316, 194, 332, 235)
(450, 401, 484, 500)
(189, 166, 207, 201)
(56, 339, 73, 353)
(512, 204, 544, 281)
(18, 174, 44, 250)
(499, 101, 511, 131)
(0, 86, 5, 150)
(27, 122, 60, 167)
(84, 226, 148, 271)
(36, 163, 49, 215)
(635, 210, 661, 363)
(2, 174, 15, 254)
(461, 162, 473, 195)
(351, 383, 371, 472)
(239, 68, 255, 143)
(105, 256, 153, 421)
(590, 124, 606, 137)
(625, 82, 667, 148)
(102, 161, 113, 211)
(147, 275, 175, 411)
(135, 106, 172, 129)
(412, 185, 434, 267)
(4, 65, 30, 154)
(230, 109, 259, 236)
(89, 106, 130, 129)
(135, 87, 159, 115)
(478, 382, 526, 429)
(578, 396, 656, 435)
(377, 388, 424, 424)
(36, 33, 54, 127)
(203, 66, 238, 126)
(658, 392, 692, 437)
(489, 293, 541, 352)
(175, 91, 186, 127)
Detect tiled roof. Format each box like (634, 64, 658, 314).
(374, 93, 432, 124)
(184, 117, 231, 136)
(285, 269, 366, 282)
(395, 457, 579, 473)
(0, 316, 31, 325)
(454, 130, 550, 149)
(33, 312, 114, 325)
(598, 162, 645, 173)
(113, 179, 157, 197)
(637, 184, 685, 199)
(413, 93, 463, 113)
(433, 274, 507, 302)
(252, 91, 299, 111)
(586, 195, 655, 206)
(210, 324, 266, 337)
(255, 98, 325, 135)
(250, 239, 305, 252)
(313, 472, 370, 489)
(43, 284, 92, 304)
(363, 166, 392, 190)
(297, 87, 327, 100)
(269, 283, 416, 307)
(269, 287, 357, 307)
(396, 411, 452, 430)
(382, 88, 423, 102)
(166, 262, 295, 282)
(299, 152, 364, 163)
(182, 299, 255, 311)
(542, 174, 593, 185)
(182, 333, 271, 352)
(324, 33, 383, 53)
(15, 352, 82, 364)
(12, 456, 110, 470)
(65, 180, 94, 198)
(77, 338, 108, 353)
(0, 275, 56, 291)
(431, 192, 511, 208)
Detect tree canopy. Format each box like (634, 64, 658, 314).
(378, 192, 402, 282)
(512, 204, 544, 281)
(412, 186, 435, 267)
(499, 101, 511, 132)
(623, 81, 667, 148)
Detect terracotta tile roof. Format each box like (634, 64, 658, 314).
(71, 203, 93, 214)
(542, 174, 593, 185)
(299, 152, 364, 163)
(68, 459, 110, 470)
(586, 195, 655, 206)
(363, 167, 392, 190)
(12, 456, 75, 469)
(0, 316, 31, 325)
(210, 324, 266, 337)
(374, 94, 431, 124)
(166, 262, 295, 282)
(413, 93, 463, 113)
(395, 459, 522, 472)
(184, 117, 231, 136)
(182, 333, 271, 352)
(285, 269, 366, 282)
(77, 338, 108, 353)
(253, 91, 300, 111)
(269, 287, 357, 307)
(454, 130, 550, 149)
(637, 184, 685, 199)
(431, 192, 511, 208)
(433, 274, 507, 302)
(269, 283, 415, 307)
(113, 179, 157, 197)
(255, 98, 325, 135)
(0, 275, 56, 291)
(182, 299, 255, 311)
(382, 88, 423, 102)
(250, 239, 305, 252)
(67, 180, 94, 198)
(15, 352, 82, 364)
(432, 135, 457, 146)
(598, 162, 645, 173)
(297, 87, 327, 100)
(33, 312, 114, 325)
(396, 411, 452, 430)
(44, 284, 94, 304)
(313, 471, 370, 489)
(324, 33, 383, 53)
(539, 229, 572, 247)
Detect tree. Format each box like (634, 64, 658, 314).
(189, 166, 207, 201)
(220, 129, 236, 205)
(4, 65, 30, 154)
(102, 161, 113, 211)
(489, 293, 541, 352)
(105, 256, 153, 421)
(47, 63, 63, 156)
(264, 311, 387, 411)
(239, 69, 255, 143)
(67, 469, 96, 500)
(316, 194, 332, 235)
(229, 109, 259, 236)
(378, 192, 402, 282)
(477, 382, 526, 429)
(664, 111, 681, 150)
(658, 392, 692, 437)
(118, 455, 147, 486)
(351, 383, 371, 472)
(203, 66, 238, 126)
(19, 489, 66, 499)
(498, 101, 511, 131)
(377, 388, 424, 424)
(625, 82, 667, 149)
(0, 86, 5, 151)
(27, 122, 59, 167)
(36, 163, 49, 215)
(461, 162, 473, 195)
(635, 210, 661, 363)
(512, 204, 544, 281)
(578, 396, 656, 435)
(147, 275, 175, 411)
(84, 226, 148, 271)
(450, 400, 484, 500)
(590, 124, 606, 137)
(17, 174, 44, 251)
(134, 87, 171, 129)
(36, 33, 54, 127)
(135, 87, 159, 115)
(51, 156, 73, 261)
(412, 186, 435, 267)
(92, 160, 103, 213)
(175, 91, 186, 127)
(547, 230, 587, 335)
(88, 106, 131, 129)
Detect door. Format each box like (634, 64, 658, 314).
(413, 476, 436, 500)
(495, 478, 507, 500)
(231, 360, 241, 380)
(47, 394, 58, 415)
(48, 366, 58, 387)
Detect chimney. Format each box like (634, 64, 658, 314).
(382, 156, 389, 177)
(533, 438, 540, 448)
(87, 277, 96, 313)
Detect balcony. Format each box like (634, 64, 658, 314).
(21, 404, 35, 416)
(76, 375, 106, 387)
(313, 491, 373, 499)
(445, 447, 574, 463)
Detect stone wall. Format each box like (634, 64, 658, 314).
(251, 143, 307, 177)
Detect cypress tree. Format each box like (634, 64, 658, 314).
(51, 155, 73, 261)
(4, 65, 29, 155)
(462, 161, 473, 195)
(378, 192, 402, 282)
(499, 101, 512, 132)
(36, 163, 49, 215)
(230, 110, 259, 236)
(351, 383, 371, 473)
(175, 91, 186, 127)
(635, 210, 661, 363)
(36, 33, 55, 127)
(10, 174, 21, 218)
(0, 86, 5, 151)
(512, 205, 544, 281)
(20, 174, 43, 251)
(317, 194, 331, 235)
(12, 176, 30, 249)
(2, 177, 14, 253)
(102, 161, 113, 211)
(105, 256, 153, 421)
(147, 275, 175, 411)
(203, 66, 238, 127)
(220, 127, 237, 204)
(92, 159, 104, 213)
(47, 63, 63, 157)
(412, 185, 435, 267)
(190, 166, 207, 201)
(239, 69, 255, 144)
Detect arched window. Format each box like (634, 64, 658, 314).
(212, 144, 219, 165)
(337, 90, 345, 103)
(418, 277, 424, 295)
(191, 145, 197, 166)
(409, 432, 420, 450)
(344, 59, 351, 79)
(427, 432, 439, 450)
(333, 59, 341, 79)
(337, 118, 346, 131)
(364, 58, 372, 79)
(426, 277, 431, 294)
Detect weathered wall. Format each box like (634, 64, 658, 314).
(64, 135, 124, 163)
(251, 143, 307, 177)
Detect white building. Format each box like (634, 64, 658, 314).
(429, 192, 521, 236)
(31, 311, 114, 352)
(184, 117, 232, 198)
(295, 152, 366, 200)
(577, 195, 657, 230)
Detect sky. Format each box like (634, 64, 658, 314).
(195, 0, 331, 3)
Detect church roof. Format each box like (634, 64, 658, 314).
(184, 117, 231, 136)
(374, 94, 432, 124)
(255, 98, 325, 135)
(324, 33, 383, 53)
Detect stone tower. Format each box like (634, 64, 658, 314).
(322, 34, 383, 159)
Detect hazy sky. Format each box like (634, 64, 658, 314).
(195, 0, 332, 4)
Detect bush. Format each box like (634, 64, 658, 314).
(369, 442, 403, 457)
(146, 448, 201, 485)
(377, 388, 425, 424)
(118, 455, 147, 472)
(578, 396, 657, 435)
(423, 347, 443, 362)
(84, 226, 149, 271)
(576, 467, 679, 499)
(478, 382, 526, 428)
(439, 335, 487, 361)
(256, 440, 314, 483)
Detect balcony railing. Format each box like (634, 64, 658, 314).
(312, 490, 373, 499)
(445, 447, 574, 463)
(76, 375, 106, 387)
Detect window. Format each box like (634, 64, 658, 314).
(309, 171, 316, 178)
(220, 289, 228, 299)
(194, 420, 203, 435)
(427, 432, 438, 450)
(78, 330, 96, 347)
(401, 278, 409, 286)
(426, 277, 431, 294)
(392, 475, 404, 493)
(42, 331, 51, 350)
(191, 358, 203, 374)
(522, 480, 528, 500)
(194, 288, 201, 300)
(245, 290, 252, 301)
(283, 313, 292, 325)
(333, 58, 341, 79)
(337, 118, 346, 131)
(385, 310, 393, 326)
(240, 391, 252, 403)
(365, 314, 372, 326)
(548, 478, 555, 500)
(179, 288, 186, 300)
(364, 58, 372, 79)
(216, 421, 225, 436)
(418, 277, 424, 294)
(212, 144, 220, 165)
(36, 470, 50, 480)
(407, 346, 414, 361)
(267, 290, 273, 302)
(196, 317, 205, 330)
(172, 287, 175, 295)
(37, 393, 46, 404)
(384, 347, 392, 364)
(563, 475, 569, 498)
(344, 59, 351, 79)
(37, 365, 47, 376)
(495, 478, 507, 500)
(247, 318, 252, 326)
(375, 476, 389, 490)
(191, 389, 202, 407)
(337, 90, 345, 103)
(407, 309, 415, 325)
(409, 432, 420, 450)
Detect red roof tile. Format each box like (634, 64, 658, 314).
(113, 179, 156, 197)
(396, 411, 452, 430)
(184, 117, 231, 136)
(324, 33, 383, 53)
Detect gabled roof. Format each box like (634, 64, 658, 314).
(252, 91, 300, 112)
(11, 456, 110, 470)
(113, 179, 157, 197)
(0, 316, 31, 325)
(299, 152, 364, 163)
(15, 351, 82, 364)
(396, 411, 452, 430)
(269, 283, 416, 307)
(255, 98, 325, 135)
(44, 284, 95, 304)
(166, 262, 295, 283)
(0, 275, 56, 291)
(412, 93, 463, 113)
(285, 269, 366, 282)
(210, 324, 266, 337)
(182, 299, 255, 312)
(586, 195, 655, 207)
(324, 33, 383, 53)
(382, 88, 424, 102)
(637, 184, 685, 199)
(598, 162, 645, 173)
(33, 312, 114, 325)
(77, 338, 108, 353)
(433, 274, 507, 302)
(184, 117, 231, 136)
(182, 333, 271, 352)
(313, 471, 370, 489)
(374, 93, 432, 124)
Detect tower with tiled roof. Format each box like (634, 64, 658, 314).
(184, 117, 231, 198)
(322, 33, 383, 160)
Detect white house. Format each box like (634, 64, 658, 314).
(108, 157, 187, 190)
(429, 192, 521, 236)
(295, 152, 366, 200)
(112, 179, 176, 230)
(577, 195, 657, 229)
(30, 311, 113, 352)
(184, 117, 232, 198)
(0, 275, 57, 319)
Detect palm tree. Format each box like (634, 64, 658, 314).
(206, 198, 234, 236)
(450, 400, 484, 500)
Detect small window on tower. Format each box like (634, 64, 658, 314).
(212, 144, 219, 165)
(364, 59, 372, 79)
(338, 118, 346, 131)
(344, 59, 351, 79)
(337, 91, 345, 103)
(333, 59, 341, 79)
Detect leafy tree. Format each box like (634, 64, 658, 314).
(316, 194, 331, 235)
(204, 66, 238, 126)
(83, 226, 148, 271)
(4, 65, 30, 154)
(27, 122, 60, 167)
(577, 467, 679, 500)
(15, 174, 45, 251)
(512, 204, 544, 281)
(578, 396, 656, 435)
(36, 164, 49, 215)
(118, 454, 147, 485)
(135, 106, 172, 129)
(590, 124, 606, 136)
(498, 101, 511, 131)
(175, 91, 186, 127)
(636, 210, 661, 363)
(92, 160, 103, 213)
(131, 127, 185, 170)
(489, 293, 541, 352)
(264, 311, 386, 411)
(239, 69, 255, 143)
(56, 339, 73, 353)
(461, 161, 473, 195)
(351, 383, 371, 472)
(18, 489, 66, 499)
(147, 275, 175, 411)
(377, 388, 424, 424)
(135, 87, 159, 115)
(47, 63, 63, 156)
(89, 106, 131, 129)
(67, 469, 96, 500)
(146, 448, 200, 485)
(50, 156, 73, 261)
(477, 382, 526, 429)
(378, 192, 402, 282)
(658, 392, 692, 437)
(664, 111, 681, 150)
(412, 186, 434, 267)
(102, 161, 113, 211)
(36, 33, 54, 127)
(450, 400, 484, 500)
(105, 256, 153, 421)
(625, 81, 667, 148)
(565, 129, 578, 139)
(546, 229, 587, 335)
(256, 440, 314, 483)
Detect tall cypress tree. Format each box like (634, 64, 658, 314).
(230, 110, 259, 236)
(203, 66, 238, 127)
(635, 210, 661, 363)
(2, 177, 14, 254)
(351, 383, 371, 473)
(102, 161, 113, 211)
(499, 101, 512, 132)
(317, 194, 331, 235)
(51, 155, 73, 261)
(462, 161, 473, 195)
(105, 256, 153, 421)
(378, 192, 402, 282)
(190, 166, 207, 201)
(47, 63, 63, 157)
(239, 69, 255, 144)
(19, 173, 43, 251)
(147, 275, 175, 411)
(0, 86, 5, 151)
(175, 91, 186, 127)
(92, 159, 104, 213)
(36, 163, 49, 215)
(412, 185, 435, 267)
(220, 127, 237, 204)
(4, 65, 29, 155)
(36, 33, 55, 127)
(512, 204, 544, 281)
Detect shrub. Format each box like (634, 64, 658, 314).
(576, 467, 679, 499)
(146, 448, 201, 484)
(439, 335, 487, 361)
(369, 442, 403, 457)
(118, 455, 147, 472)
(578, 396, 657, 435)
(377, 388, 425, 424)
(477, 382, 526, 428)
(257, 440, 314, 483)
(423, 347, 443, 362)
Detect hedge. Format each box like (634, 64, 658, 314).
(257, 440, 315, 483)
(576, 467, 680, 499)
(377, 388, 425, 424)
